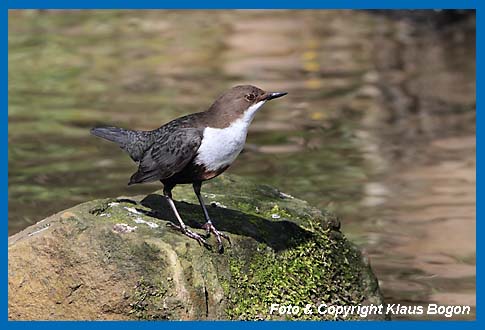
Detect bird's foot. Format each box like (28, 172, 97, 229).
(202, 222, 231, 254)
(166, 222, 212, 250)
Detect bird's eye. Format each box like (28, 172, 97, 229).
(245, 94, 255, 101)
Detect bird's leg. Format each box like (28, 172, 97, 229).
(163, 185, 211, 250)
(193, 182, 231, 253)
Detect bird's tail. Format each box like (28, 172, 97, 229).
(90, 127, 130, 145)
(90, 126, 152, 161)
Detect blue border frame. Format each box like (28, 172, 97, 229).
(4, 0, 479, 328)
(2, 0, 480, 10)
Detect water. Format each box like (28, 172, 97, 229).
(8, 10, 476, 320)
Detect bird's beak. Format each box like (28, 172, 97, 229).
(265, 92, 288, 101)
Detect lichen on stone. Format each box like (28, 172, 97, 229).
(129, 277, 169, 320)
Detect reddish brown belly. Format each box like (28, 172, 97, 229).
(162, 161, 229, 185)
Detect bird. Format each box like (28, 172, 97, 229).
(91, 85, 287, 253)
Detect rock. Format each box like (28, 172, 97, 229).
(8, 175, 384, 320)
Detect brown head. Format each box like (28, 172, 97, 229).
(205, 85, 287, 128)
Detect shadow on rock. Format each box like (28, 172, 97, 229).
(139, 193, 313, 251)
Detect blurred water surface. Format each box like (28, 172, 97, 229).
(8, 10, 476, 320)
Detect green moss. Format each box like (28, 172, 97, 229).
(225, 225, 365, 320)
(220, 279, 230, 297)
(265, 204, 291, 220)
(234, 201, 260, 216)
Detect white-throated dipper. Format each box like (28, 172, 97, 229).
(91, 85, 287, 253)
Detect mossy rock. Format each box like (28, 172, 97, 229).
(8, 175, 384, 320)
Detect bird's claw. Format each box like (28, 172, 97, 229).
(202, 222, 231, 254)
(166, 222, 212, 250)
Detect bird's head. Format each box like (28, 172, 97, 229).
(207, 85, 287, 127)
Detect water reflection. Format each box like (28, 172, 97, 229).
(8, 10, 475, 320)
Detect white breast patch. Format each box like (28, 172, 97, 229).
(195, 100, 266, 171)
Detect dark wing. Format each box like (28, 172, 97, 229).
(128, 128, 202, 184)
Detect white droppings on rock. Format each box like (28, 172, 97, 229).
(113, 223, 137, 233)
(28, 224, 50, 237)
(146, 222, 158, 229)
(99, 213, 111, 218)
(124, 207, 143, 215)
(211, 201, 227, 209)
(279, 192, 294, 199)
(108, 202, 120, 207)
(133, 217, 159, 229)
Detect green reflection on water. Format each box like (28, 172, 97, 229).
(9, 10, 369, 233)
